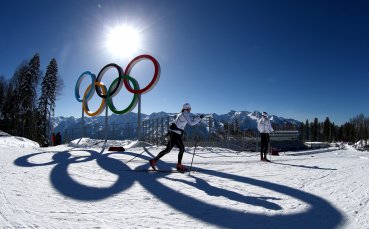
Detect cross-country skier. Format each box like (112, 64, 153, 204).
(149, 103, 204, 172)
(257, 112, 274, 162)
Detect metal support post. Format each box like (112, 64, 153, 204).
(137, 94, 141, 141)
(81, 107, 84, 138)
(105, 103, 108, 142)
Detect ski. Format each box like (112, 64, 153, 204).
(121, 169, 203, 173)
(122, 169, 182, 173)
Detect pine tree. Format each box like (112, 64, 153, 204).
(2, 82, 17, 134)
(0, 76, 8, 130)
(0, 75, 6, 116)
(37, 58, 58, 144)
(341, 122, 356, 143)
(331, 122, 337, 142)
(19, 64, 33, 114)
(323, 117, 331, 142)
(25, 54, 40, 110)
(6, 54, 41, 137)
(305, 119, 310, 141)
(23, 54, 41, 138)
(311, 118, 319, 141)
(299, 122, 305, 142)
(3, 63, 28, 135)
(364, 122, 369, 146)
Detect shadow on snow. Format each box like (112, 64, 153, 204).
(14, 148, 344, 229)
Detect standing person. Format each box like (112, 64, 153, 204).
(55, 132, 61, 146)
(149, 103, 203, 172)
(257, 112, 274, 162)
(51, 132, 56, 146)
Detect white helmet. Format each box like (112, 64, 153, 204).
(182, 103, 191, 110)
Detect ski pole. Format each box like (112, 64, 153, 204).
(269, 136, 272, 161)
(269, 131, 274, 161)
(189, 137, 199, 175)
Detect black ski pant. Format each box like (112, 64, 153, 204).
(260, 133, 270, 159)
(155, 131, 185, 164)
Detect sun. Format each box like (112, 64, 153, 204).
(105, 25, 142, 58)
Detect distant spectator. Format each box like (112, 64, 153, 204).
(56, 132, 61, 145)
(51, 133, 56, 146)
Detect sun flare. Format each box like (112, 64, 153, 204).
(105, 25, 141, 58)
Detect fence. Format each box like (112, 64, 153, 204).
(63, 116, 301, 151)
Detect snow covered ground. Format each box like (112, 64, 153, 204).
(1, 135, 368, 228)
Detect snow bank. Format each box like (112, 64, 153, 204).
(354, 140, 369, 151)
(0, 131, 39, 148)
(0, 130, 11, 136)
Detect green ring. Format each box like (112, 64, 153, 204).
(107, 75, 140, 114)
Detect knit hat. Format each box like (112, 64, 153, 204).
(182, 103, 191, 110)
(262, 112, 268, 117)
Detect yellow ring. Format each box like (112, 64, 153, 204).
(83, 82, 107, 116)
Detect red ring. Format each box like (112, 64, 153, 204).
(123, 54, 160, 94)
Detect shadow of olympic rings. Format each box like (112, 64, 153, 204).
(14, 149, 134, 201)
(14, 149, 344, 228)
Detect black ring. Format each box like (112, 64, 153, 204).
(95, 63, 123, 98)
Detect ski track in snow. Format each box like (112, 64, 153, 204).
(1, 138, 369, 228)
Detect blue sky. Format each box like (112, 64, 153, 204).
(0, 0, 368, 125)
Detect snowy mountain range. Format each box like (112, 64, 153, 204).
(52, 110, 301, 134)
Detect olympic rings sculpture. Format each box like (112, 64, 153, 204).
(75, 54, 160, 116)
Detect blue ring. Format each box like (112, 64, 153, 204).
(75, 71, 96, 102)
